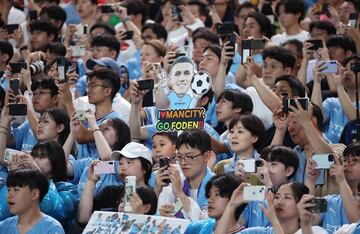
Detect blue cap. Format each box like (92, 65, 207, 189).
(86, 57, 121, 75)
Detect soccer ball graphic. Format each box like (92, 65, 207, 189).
(191, 71, 211, 96)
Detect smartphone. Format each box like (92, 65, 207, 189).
(159, 157, 170, 184)
(70, 45, 86, 57)
(172, 197, 183, 215)
(7, 24, 19, 34)
(77, 109, 90, 121)
(75, 24, 88, 36)
(307, 39, 323, 50)
(124, 176, 136, 212)
(318, 60, 337, 73)
(243, 185, 266, 201)
(122, 31, 134, 40)
(288, 98, 309, 112)
(255, 160, 264, 167)
(174, 53, 186, 60)
(57, 57, 67, 83)
(312, 154, 335, 169)
(151, 63, 161, 71)
(8, 104, 27, 116)
(94, 161, 116, 175)
(311, 197, 328, 213)
(251, 39, 266, 50)
(29, 10, 38, 21)
(239, 159, 256, 173)
(216, 22, 236, 35)
(9, 62, 27, 74)
(348, 12, 359, 28)
(101, 4, 115, 13)
(137, 79, 154, 90)
(241, 40, 252, 64)
(10, 79, 20, 95)
(4, 148, 22, 163)
(226, 33, 236, 53)
(171, 5, 182, 22)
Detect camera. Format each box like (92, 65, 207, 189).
(29, 60, 48, 76)
(283, 98, 309, 113)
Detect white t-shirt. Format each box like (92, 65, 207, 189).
(8, 7, 26, 25)
(244, 87, 273, 130)
(334, 223, 357, 234)
(294, 225, 329, 234)
(271, 30, 309, 45)
(167, 26, 188, 48)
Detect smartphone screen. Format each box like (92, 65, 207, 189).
(10, 79, 20, 95)
(349, 12, 359, 28)
(57, 57, 67, 83)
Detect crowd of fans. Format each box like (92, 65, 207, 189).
(0, 0, 359, 233)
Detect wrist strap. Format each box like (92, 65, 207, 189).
(92, 128, 101, 134)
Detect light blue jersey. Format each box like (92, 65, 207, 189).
(320, 194, 349, 233)
(12, 120, 37, 153)
(0, 214, 65, 234)
(242, 201, 270, 228)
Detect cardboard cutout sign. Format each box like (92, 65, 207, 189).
(162, 56, 211, 110)
(83, 211, 190, 234)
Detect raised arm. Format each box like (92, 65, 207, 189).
(129, 82, 149, 141)
(271, 108, 289, 146)
(310, 63, 324, 119)
(213, 42, 234, 98)
(77, 161, 100, 225)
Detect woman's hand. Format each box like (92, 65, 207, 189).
(297, 194, 316, 226)
(259, 192, 277, 225)
(306, 158, 320, 185)
(129, 81, 147, 105)
(85, 110, 97, 130)
(234, 160, 247, 181)
(70, 112, 81, 135)
(154, 166, 171, 193)
(273, 107, 289, 131)
(228, 182, 248, 208)
(129, 192, 145, 214)
(87, 160, 101, 183)
(220, 41, 235, 65)
(159, 204, 175, 217)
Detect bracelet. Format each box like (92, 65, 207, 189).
(92, 128, 101, 134)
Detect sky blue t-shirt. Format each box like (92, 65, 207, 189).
(238, 226, 274, 234)
(323, 97, 357, 143)
(185, 218, 216, 234)
(69, 158, 123, 196)
(320, 194, 349, 233)
(0, 214, 65, 234)
(77, 111, 125, 159)
(242, 201, 270, 228)
(12, 120, 37, 153)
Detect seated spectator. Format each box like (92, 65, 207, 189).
(0, 169, 65, 234)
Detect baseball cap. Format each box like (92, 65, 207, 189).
(111, 142, 153, 165)
(86, 57, 121, 75)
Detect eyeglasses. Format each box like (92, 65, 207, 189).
(343, 156, 360, 166)
(86, 83, 109, 89)
(32, 91, 52, 96)
(174, 153, 203, 163)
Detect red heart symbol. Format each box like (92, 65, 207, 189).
(160, 111, 166, 119)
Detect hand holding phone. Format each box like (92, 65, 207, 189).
(10, 79, 20, 96)
(137, 79, 154, 90)
(159, 157, 171, 185)
(243, 185, 266, 201)
(312, 154, 334, 169)
(309, 197, 327, 213)
(238, 159, 256, 173)
(171, 197, 183, 215)
(8, 104, 27, 116)
(9, 62, 27, 74)
(307, 39, 323, 50)
(57, 57, 67, 83)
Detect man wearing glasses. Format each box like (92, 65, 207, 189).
(158, 129, 214, 220)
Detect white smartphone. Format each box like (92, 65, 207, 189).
(319, 60, 337, 73)
(75, 24, 88, 36)
(172, 197, 183, 215)
(70, 45, 86, 57)
(243, 185, 266, 201)
(239, 159, 256, 173)
(312, 154, 335, 169)
(4, 148, 22, 163)
(76, 109, 90, 121)
(94, 161, 115, 175)
(124, 176, 136, 212)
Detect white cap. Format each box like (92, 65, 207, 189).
(111, 142, 153, 165)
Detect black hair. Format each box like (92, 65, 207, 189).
(274, 181, 309, 202)
(139, 158, 152, 185)
(136, 186, 157, 215)
(312, 103, 323, 131)
(176, 129, 211, 153)
(217, 89, 253, 114)
(141, 23, 168, 41)
(260, 145, 276, 161)
(75, 0, 97, 5)
(268, 146, 299, 179)
(87, 68, 121, 100)
(7, 169, 49, 202)
(203, 44, 221, 61)
(245, 12, 274, 38)
(90, 22, 116, 36)
(229, 114, 266, 150)
(237, 2, 258, 15)
(152, 131, 178, 145)
(42, 108, 70, 146)
(0, 85, 5, 108)
(106, 118, 131, 151)
(0, 40, 14, 65)
(343, 55, 360, 66)
(31, 140, 67, 182)
(309, 21, 336, 36)
(275, 0, 305, 22)
(29, 19, 59, 41)
(275, 75, 306, 97)
(123, 0, 148, 26)
(205, 174, 241, 199)
(47, 42, 66, 57)
(193, 28, 220, 45)
(30, 78, 58, 96)
(90, 35, 120, 59)
(326, 35, 357, 55)
(187, 0, 209, 17)
(282, 39, 303, 59)
(345, 0, 360, 12)
(39, 5, 67, 28)
(262, 46, 296, 70)
(343, 142, 360, 158)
